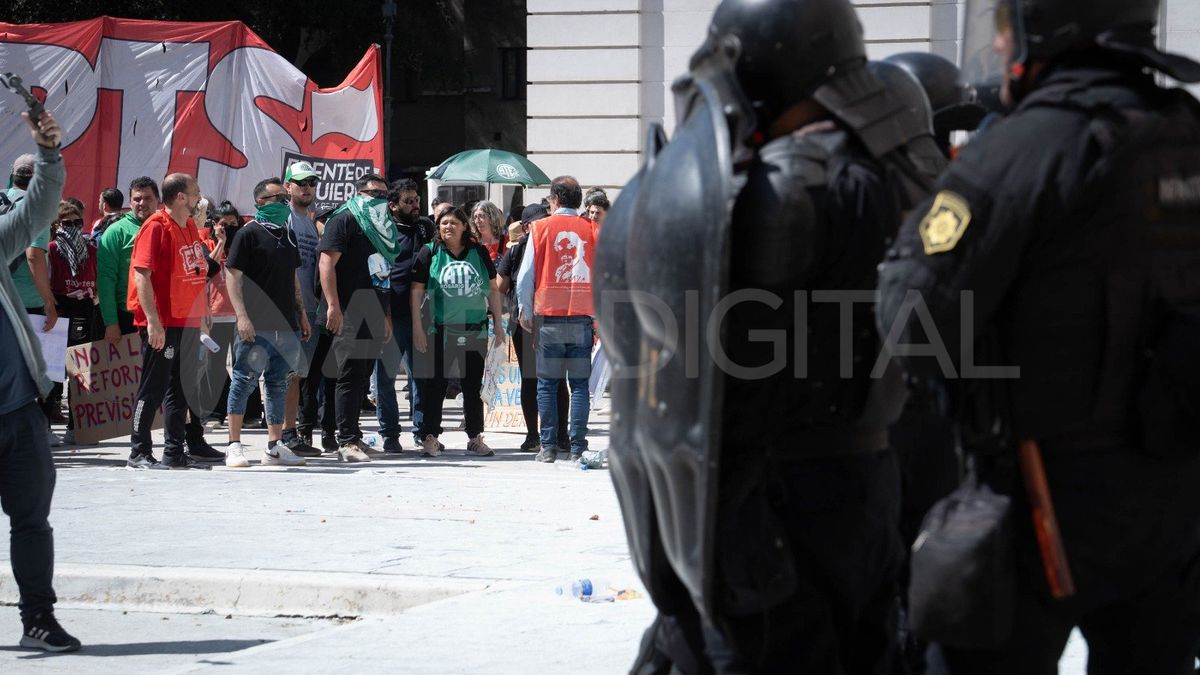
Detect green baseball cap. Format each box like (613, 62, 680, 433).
(285, 161, 319, 182)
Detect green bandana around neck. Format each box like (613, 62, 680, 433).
(255, 202, 292, 229)
(332, 195, 400, 263)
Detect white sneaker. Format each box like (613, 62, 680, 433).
(263, 442, 306, 466)
(225, 442, 250, 468)
(466, 435, 494, 457)
(337, 442, 370, 463)
(420, 435, 441, 457)
(46, 430, 62, 448)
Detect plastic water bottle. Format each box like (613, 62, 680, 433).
(579, 449, 606, 470)
(555, 578, 614, 603)
(365, 435, 379, 448)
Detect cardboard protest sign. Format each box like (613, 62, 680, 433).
(66, 334, 160, 444)
(481, 339, 526, 432)
(30, 313, 68, 382)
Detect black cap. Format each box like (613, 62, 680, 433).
(520, 203, 548, 225)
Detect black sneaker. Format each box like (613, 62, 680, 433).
(285, 435, 322, 458)
(535, 448, 558, 463)
(383, 437, 403, 454)
(161, 454, 212, 470)
(187, 439, 226, 462)
(126, 454, 168, 470)
(519, 436, 540, 452)
(321, 434, 339, 453)
(21, 612, 81, 652)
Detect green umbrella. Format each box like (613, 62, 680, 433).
(427, 149, 551, 186)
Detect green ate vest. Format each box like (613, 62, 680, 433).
(426, 243, 489, 328)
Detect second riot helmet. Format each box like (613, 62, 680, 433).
(695, 0, 867, 132)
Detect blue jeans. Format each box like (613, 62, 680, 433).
(374, 312, 422, 442)
(536, 316, 593, 453)
(227, 331, 301, 425)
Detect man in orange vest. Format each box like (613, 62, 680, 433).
(515, 175, 597, 463)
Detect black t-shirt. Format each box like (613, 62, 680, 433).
(496, 235, 526, 285)
(387, 217, 432, 317)
(317, 210, 389, 315)
(226, 221, 301, 330)
(411, 242, 498, 285)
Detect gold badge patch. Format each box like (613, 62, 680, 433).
(919, 191, 972, 255)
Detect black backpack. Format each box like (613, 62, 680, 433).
(1045, 85, 1200, 459)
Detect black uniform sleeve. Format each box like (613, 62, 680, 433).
(411, 245, 433, 284)
(877, 108, 1091, 378)
(496, 246, 514, 279)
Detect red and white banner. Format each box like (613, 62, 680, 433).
(0, 17, 383, 220)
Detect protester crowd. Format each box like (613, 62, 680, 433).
(7, 153, 607, 470)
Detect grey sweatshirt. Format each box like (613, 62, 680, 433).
(0, 144, 65, 398)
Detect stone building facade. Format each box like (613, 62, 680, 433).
(524, 0, 1200, 199)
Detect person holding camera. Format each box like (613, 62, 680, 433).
(0, 108, 81, 651)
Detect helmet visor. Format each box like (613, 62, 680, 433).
(961, 0, 1023, 88)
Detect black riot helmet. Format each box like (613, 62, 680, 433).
(964, 0, 1200, 101)
(695, 0, 867, 134)
(884, 52, 987, 144)
(867, 61, 934, 140)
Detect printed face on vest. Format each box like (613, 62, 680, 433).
(437, 259, 484, 298)
(553, 230, 591, 283)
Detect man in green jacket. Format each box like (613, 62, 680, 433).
(97, 176, 159, 345)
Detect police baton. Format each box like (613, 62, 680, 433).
(1017, 439, 1075, 599)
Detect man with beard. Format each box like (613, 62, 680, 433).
(371, 178, 433, 454)
(102, 175, 221, 462)
(318, 174, 396, 462)
(277, 162, 322, 457)
(126, 173, 217, 470)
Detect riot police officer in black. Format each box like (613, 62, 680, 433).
(879, 0, 1200, 671)
(597, 0, 940, 671)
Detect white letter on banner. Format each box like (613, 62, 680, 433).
(201, 47, 305, 215)
(98, 38, 209, 192)
(0, 42, 98, 153)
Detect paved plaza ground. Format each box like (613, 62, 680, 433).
(0, 389, 1090, 673)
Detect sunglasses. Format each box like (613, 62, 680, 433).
(59, 218, 84, 228)
(263, 193, 291, 203)
(400, 197, 420, 205)
(290, 177, 318, 187)
(361, 189, 388, 199)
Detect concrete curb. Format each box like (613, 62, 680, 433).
(0, 563, 489, 617)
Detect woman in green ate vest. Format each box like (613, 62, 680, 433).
(411, 207, 506, 458)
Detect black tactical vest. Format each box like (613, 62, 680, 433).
(1003, 79, 1200, 456)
